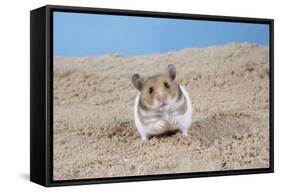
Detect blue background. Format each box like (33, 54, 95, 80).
(53, 12, 269, 56)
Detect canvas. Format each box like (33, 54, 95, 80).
(30, 5, 274, 187)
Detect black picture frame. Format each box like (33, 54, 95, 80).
(30, 4, 274, 187)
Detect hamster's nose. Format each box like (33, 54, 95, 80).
(158, 96, 167, 103)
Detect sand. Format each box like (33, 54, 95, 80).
(53, 43, 270, 180)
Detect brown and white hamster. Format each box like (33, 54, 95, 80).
(132, 64, 192, 141)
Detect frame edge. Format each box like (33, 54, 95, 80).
(30, 6, 48, 186)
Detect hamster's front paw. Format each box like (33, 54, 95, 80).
(168, 116, 178, 126)
(154, 120, 167, 131)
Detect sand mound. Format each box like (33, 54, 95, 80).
(53, 43, 270, 180)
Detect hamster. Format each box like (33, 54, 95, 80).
(132, 64, 192, 141)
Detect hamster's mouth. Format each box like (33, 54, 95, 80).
(155, 102, 171, 112)
(158, 102, 169, 108)
(158, 100, 167, 105)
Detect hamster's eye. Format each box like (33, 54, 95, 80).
(164, 82, 170, 89)
(149, 87, 154, 94)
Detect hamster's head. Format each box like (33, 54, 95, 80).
(132, 64, 179, 112)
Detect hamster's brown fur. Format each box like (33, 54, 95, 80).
(132, 64, 180, 110)
(140, 74, 178, 109)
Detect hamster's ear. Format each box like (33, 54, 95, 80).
(167, 64, 176, 81)
(132, 74, 142, 91)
